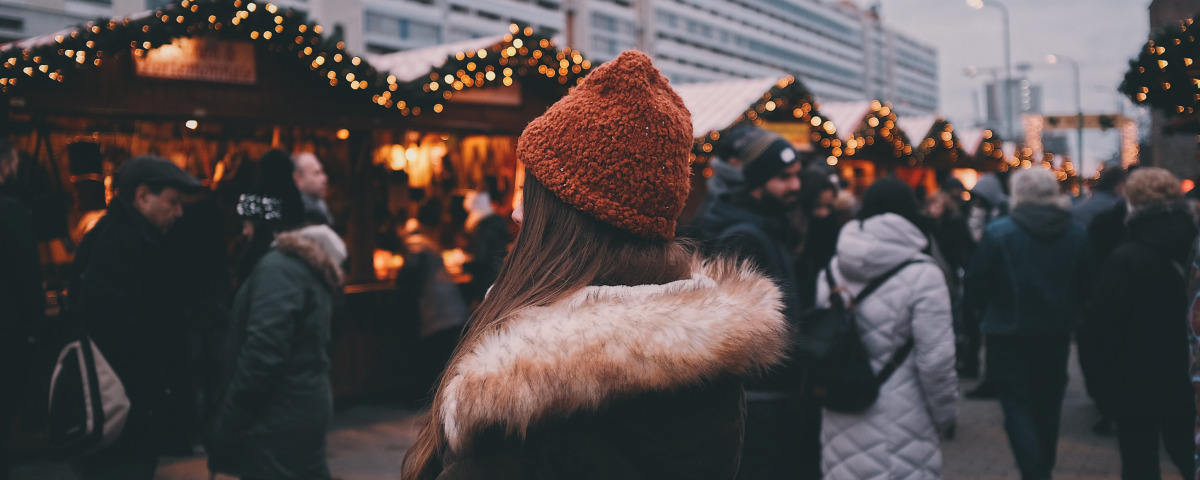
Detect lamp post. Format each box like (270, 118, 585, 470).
(968, 0, 1013, 142)
(1047, 53, 1084, 196)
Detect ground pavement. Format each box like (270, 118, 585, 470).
(13, 348, 1186, 480)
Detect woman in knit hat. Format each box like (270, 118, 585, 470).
(401, 50, 791, 480)
(232, 149, 306, 284)
(1085, 167, 1195, 479)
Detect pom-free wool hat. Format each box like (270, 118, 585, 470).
(516, 50, 693, 240)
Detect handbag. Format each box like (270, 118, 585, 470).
(46, 262, 130, 458)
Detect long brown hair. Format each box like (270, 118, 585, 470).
(401, 174, 693, 480)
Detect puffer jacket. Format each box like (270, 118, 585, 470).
(816, 213, 958, 480)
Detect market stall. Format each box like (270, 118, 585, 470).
(0, 0, 591, 400)
(818, 100, 916, 194)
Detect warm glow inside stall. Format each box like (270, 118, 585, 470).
(0, 0, 589, 400)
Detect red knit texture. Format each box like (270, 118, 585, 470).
(517, 50, 693, 240)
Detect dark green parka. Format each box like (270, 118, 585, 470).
(211, 226, 345, 480)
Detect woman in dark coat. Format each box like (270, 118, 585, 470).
(1086, 167, 1196, 479)
(400, 51, 790, 480)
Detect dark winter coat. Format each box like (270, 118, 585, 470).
(965, 204, 1091, 336)
(1070, 189, 1123, 228)
(431, 260, 790, 480)
(1085, 201, 1197, 420)
(211, 229, 344, 480)
(688, 193, 804, 393)
(0, 186, 41, 349)
(68, 199, 194, 455)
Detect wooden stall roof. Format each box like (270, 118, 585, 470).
(674, 77, 783, 139)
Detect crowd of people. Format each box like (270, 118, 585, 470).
(1, 50, 1199, 480)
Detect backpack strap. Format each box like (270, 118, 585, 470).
(852, 259, 922, 307)
(876, 339, 915, 385)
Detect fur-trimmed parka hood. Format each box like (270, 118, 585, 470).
(273, 225, 346, 289)
(438, 259, 789, 451)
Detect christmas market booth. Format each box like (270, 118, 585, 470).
(817, 100, 919, 194)
(0, 0, 591, 401)
(672, 75, 838, 217)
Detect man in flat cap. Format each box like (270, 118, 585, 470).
(69, 155, 203, 479)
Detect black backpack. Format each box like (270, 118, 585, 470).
(795, 260, 920, 413)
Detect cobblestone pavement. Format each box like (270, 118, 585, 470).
(14, 348, 1188, 480)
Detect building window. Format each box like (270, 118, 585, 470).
(0, 15, 21, 31)
(146, 0, 174, 8)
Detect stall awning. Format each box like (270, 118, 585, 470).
(896, 115, 938, 144)
(673, 77, 783, 138)
(367, 35, 507, 83)
(818, 101, 873, 142)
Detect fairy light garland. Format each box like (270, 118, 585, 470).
(0, 1, 590, 116)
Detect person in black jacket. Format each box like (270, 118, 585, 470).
(0, 140, 41, 480)
(689, 125, 819, 480)
(69, 155, 203, 480)
(1085, 167, 1196, 479)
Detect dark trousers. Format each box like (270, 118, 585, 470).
(1116, 416, 1194, 480)
(738, 395, 821, 480)
(991, 334, 1071, 480)
(72, 442, 159, 480)
(0, 340, 29, 480)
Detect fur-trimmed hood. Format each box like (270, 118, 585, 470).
(273, 225, 346, 289)
(438, 259, 789, 451)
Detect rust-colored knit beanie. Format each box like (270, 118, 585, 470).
(517, 50, 693, 240)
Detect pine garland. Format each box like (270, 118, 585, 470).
(0, 0, 590, 116)
(1120, 16, 1199, 116)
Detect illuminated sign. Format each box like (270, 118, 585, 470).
(134, 36, 256, 85)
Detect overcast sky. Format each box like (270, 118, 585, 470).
(851, 0, 1152, 167)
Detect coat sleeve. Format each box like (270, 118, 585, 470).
(218, 260, 305, 431)
(909, 264, 958, 429)
(963, 225, 999, 315)
(1082, 251, 1132, 409)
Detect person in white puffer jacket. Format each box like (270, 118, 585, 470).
(816, 178, 959, 480)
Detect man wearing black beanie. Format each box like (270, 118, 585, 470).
(689, 125, 818, 480)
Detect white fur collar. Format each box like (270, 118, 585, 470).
(439, 259, 789, 450)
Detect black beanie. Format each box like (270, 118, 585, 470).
(722, 126, 799, 190)
(858, 177, 926, 232)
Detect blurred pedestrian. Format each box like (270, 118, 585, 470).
(1075, 166, 1130, 435)
(1086, 167, 1195, 479)
(68, 155, 203, 480)
(400, 51, 790, 480)
(0, 140, 41, 480)
(395, 201, 469, 404)
(461, 190, 511, 306)
(209, 195, 345, 479)
(794, 167, 839, 308)
(1071, 166, 1126, 228)
(964, 169, 1011, 398)
(233, 150, 306, 286)
(689, 125, 821, 480)
(293, 152, 333, 226)
(925, 190, 976, 378)
(964, 168, 1091, 480)
(816, 177, 958, 480)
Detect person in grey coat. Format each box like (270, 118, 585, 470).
(210, 222, 346, 480)
(816, 178, 958, 480)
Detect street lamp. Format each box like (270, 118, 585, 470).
(968, 0, 1013, 141)
(1047, 53, 1084, 196)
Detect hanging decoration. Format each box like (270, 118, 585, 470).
(915, 119, 966, 169)
(0, 0, 590, 117)
(1120, 16, 1199, 116)
(843, 100, 915, 166)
